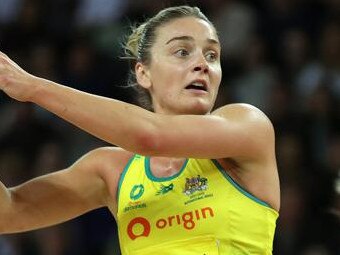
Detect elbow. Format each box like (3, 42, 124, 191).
(132, 127, 163, 156)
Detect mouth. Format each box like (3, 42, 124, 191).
(185, 80, 208, 92)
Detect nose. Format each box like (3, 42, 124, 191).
(193, 55, 209, 74)
(193, 63, 209, 73)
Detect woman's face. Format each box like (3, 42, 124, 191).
(137, 17, 222, 115)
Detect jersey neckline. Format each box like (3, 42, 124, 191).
(145, 157, 189, 182)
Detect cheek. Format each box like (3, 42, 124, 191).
(212, 66, 222, 85)
(150, 58, 173, 81)
(151, 62, 185, 87)
(150, 69, 175, 97)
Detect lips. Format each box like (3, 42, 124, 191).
(185, 79, 208, 92)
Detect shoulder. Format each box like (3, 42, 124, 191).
(65, 147, 134, 213)
(81, 146, 134, 160)
(212, 103, 274, 134)
(213, 103, 275, 159)
(72, 146, 134, 176)
(212, 103, 271, 121)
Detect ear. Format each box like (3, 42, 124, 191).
(135, 62, 152, 89)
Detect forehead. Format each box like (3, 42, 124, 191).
(155, 17, 219, 45)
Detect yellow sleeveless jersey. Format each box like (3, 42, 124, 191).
(117, 155, 278, 255)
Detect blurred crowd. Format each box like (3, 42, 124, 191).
(0, 0, 339, 254)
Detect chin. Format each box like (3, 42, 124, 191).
(182, 101, 213, 115)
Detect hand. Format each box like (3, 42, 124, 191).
(0, 51, 40, 102)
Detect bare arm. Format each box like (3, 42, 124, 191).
(0, 148, 110, 234)
(0, 52, 274, 160)
(34, 80, 274, 160)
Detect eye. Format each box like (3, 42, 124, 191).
(205, 51, 218, 62)
(174, 48, 190, 58)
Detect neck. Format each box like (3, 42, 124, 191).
(149, 156, 187, 178)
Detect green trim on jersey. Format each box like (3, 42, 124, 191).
(117, 154, 137, 201)
(212, 159, 272, 208)
(145, 157, 189, 182)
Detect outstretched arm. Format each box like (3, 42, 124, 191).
(0, 148, 111, 234)
(0, 52, 274, 160)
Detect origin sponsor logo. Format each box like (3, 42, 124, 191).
(127, 207, 214, 240)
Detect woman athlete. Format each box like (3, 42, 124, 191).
(0, 6, 279, 254)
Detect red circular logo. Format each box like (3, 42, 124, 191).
(127, 217, 151, 240)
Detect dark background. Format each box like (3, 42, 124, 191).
(0, 0, 339, 254)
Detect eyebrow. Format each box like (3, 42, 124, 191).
(165, 36, 220, 46)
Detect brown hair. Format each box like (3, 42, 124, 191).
(122, 6, 214, 111)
